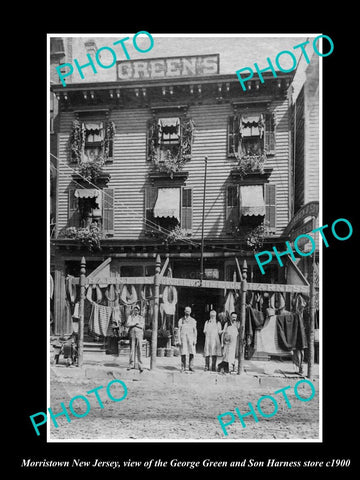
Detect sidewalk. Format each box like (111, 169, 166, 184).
(50, 347, 319, 389)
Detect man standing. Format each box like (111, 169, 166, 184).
(125, 304, 145, 372)
(221, 311, 240, 373)
(178, 306, 197, 372)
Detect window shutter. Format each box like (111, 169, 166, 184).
(70, 120, 84, 163)
(181, 187, 192, 231)
(227, 115, 239, 157)
(180, 118, 194, 158)
(147, 119, 159, 161)
(68, 189, 80, 227)
(265, 183, 276, 230)
(102, 188, 114, 235)
(264, 113, 276, 155)
(225, 185, 239, 232)
(104, 121, 114, 163)
(145, 186, 158, 230)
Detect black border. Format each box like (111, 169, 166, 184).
(13, 17, 356, 476)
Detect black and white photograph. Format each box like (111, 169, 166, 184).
(47, 33, 323, 443)
(9, 21, 358, 474)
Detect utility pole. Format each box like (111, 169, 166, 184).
(151, 254, 161, 370)
(200, 156, 208, 284)
(238, 259, 247, 374)
(78, 256, 86, 367)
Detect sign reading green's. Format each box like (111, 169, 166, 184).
(117, 54, 219, 80)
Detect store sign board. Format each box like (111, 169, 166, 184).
(283, 201, 319, 237)
(116, 54, 219, 81)
(289, 218, 315, 242)
(204, 268, 220, 280)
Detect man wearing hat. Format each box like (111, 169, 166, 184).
(177, 306, 197, 372)
(125, 304, 145, 372)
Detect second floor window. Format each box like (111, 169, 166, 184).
(147, 116, 195, 169)
(228, 112, 275, 158)
(70, 117, 115, 164)
(83, 121, 104, 162)
(158, 117, 180, 145)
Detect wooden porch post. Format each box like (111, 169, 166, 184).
(151, 254, 161, 370)
(78, 256, 86, 367)
(307, 250, 316, 379)
(238, 259, 248, 374)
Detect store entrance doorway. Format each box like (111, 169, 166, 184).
(177, 287, 223, 353)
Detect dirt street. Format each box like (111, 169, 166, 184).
(49, 359, 319, 441)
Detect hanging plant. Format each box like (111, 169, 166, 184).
(152, 146, 188, 178)
(77, 159, 105, 183)
(245, 223, 266, 251)
(58, 224, 102, 252)
(234, 153, 266, 177)
(147, 119, 160, 160)
(70, 120, 85, 163)
(180, 118, 195, 160)
(149, 118, 195, 176)
(165, 225, 191, 244)
(103, 120, 116, 159)
(231, 222, 268, 252)
(70, 120, 115, 164)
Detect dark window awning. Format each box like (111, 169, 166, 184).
(75, 189, 102, 209)
(158, 117, 180, 141)
(240, 113, 264, 137)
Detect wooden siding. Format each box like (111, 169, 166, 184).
(263, 99, 290, 234)
(294, 87, 305, 212)
(304, 81, 320, 205)
(55, 99, 290, 239)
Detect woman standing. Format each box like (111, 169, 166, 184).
(203, 310, 222, 371)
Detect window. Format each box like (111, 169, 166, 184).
(264, 183, 276, 231)
(225, 184, 275, 230)
(147, 116, 194, 163)
(68, 187, 114, 236)
(158, 117, 180, 145)
(225, 185, 239, 232)
(181, 187, 192, 231)
(70, 114, 115, 164)
(83, 121, 104, 162)
(228, 112, 275, 157)
(144, 186, 193, 233)
(50, 38, 65, 56)
(239, 114, 264, 156)
(102, 187, 114, 235)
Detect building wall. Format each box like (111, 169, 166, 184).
(55, 97, 291, 239)
(292, 52, 319, 213)
(294, 86, 305, 212)
(304, 56, 320, 205)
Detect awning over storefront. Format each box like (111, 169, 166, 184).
(153, 188, 180, 220)
(74, 188, 102, 208)
(240, 185, 265, 216)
